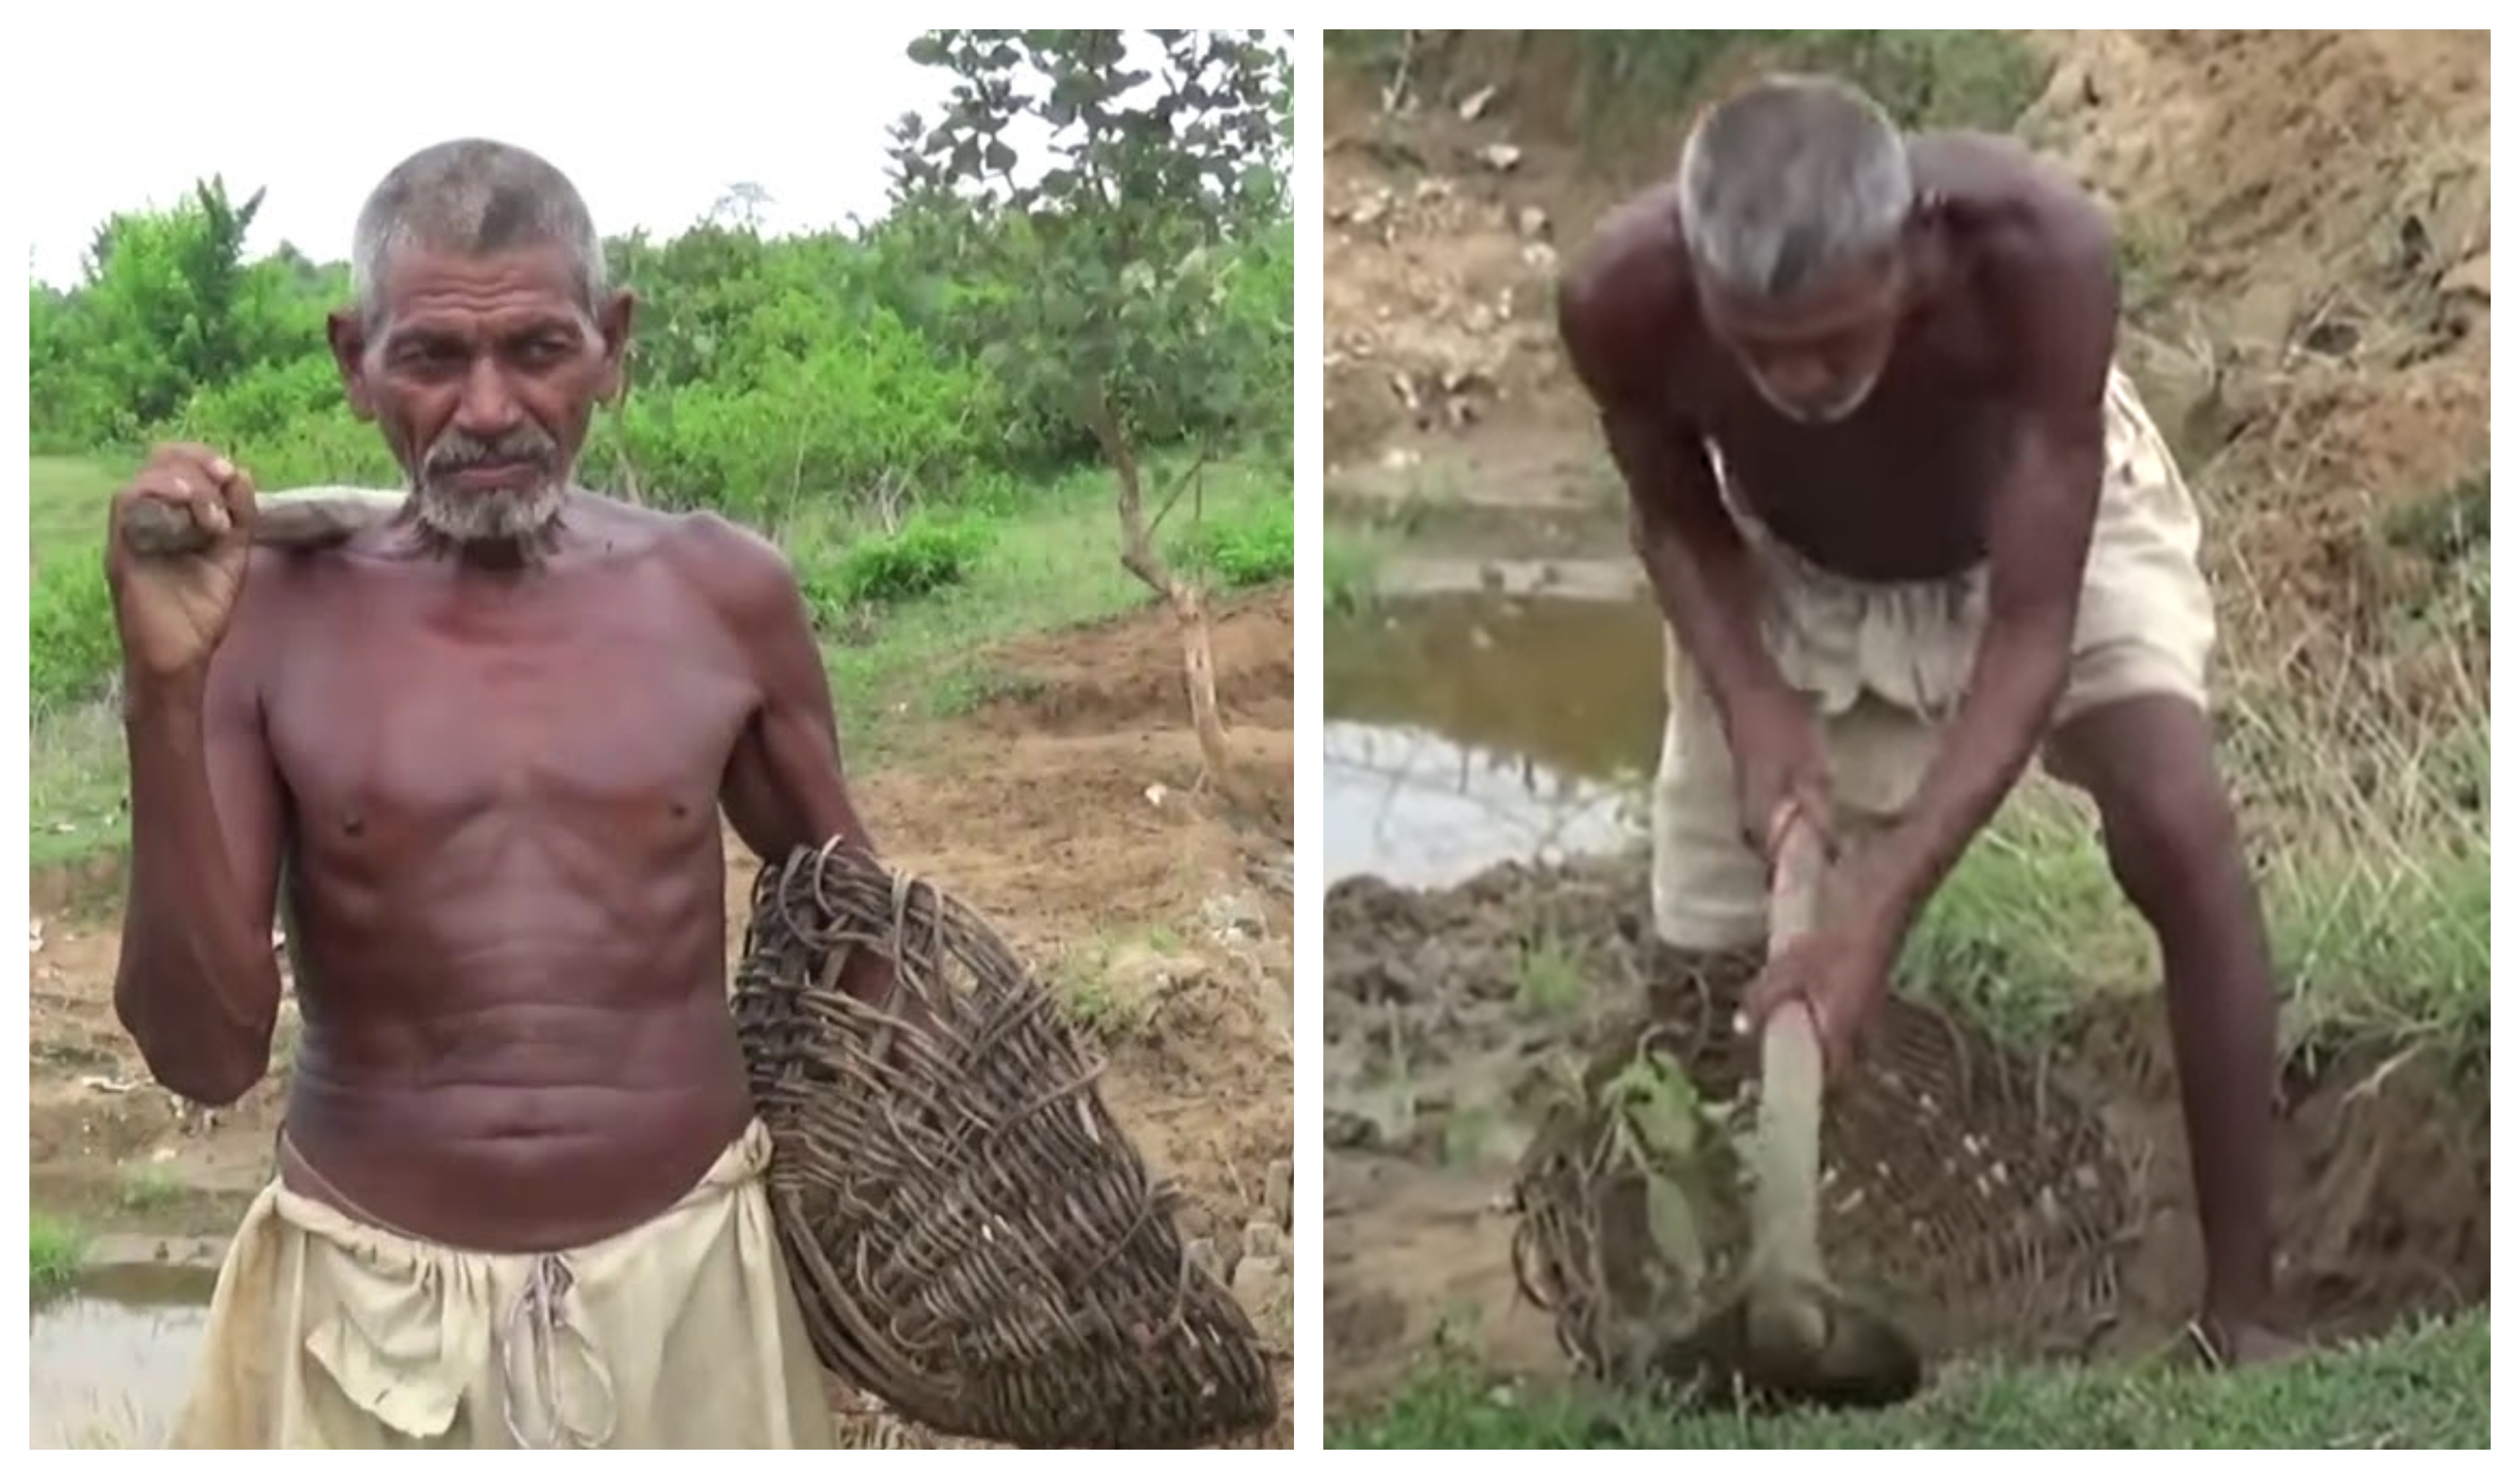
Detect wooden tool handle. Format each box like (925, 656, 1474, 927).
(1750, 811, 1829, 1287)
(119, 486, 405, 558)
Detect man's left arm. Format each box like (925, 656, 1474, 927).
(1851, 226, 2119, 944)
(706, 516, 903, 1008)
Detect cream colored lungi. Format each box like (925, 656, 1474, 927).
(170, 1119, 835, 1449)
(1651, 366, 2217, 949)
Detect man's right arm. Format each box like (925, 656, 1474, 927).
(1556, 264, 1792, 736)
(113, 607, 287, 1106)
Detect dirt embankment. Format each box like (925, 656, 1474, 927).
(1319, 30, 2491, 1416)
(1325, 32, 2490, 631)
(26, 588, 1299, 1448)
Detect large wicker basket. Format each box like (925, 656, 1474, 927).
(730, 840, 1278, 1448)
(1512, 951, 2136, 1391)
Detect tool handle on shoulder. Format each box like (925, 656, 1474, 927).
(120, 487, 405, 558)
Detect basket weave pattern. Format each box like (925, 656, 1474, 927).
(730, 840, 1278, 1448)
(1513, 954, 2135, 1385)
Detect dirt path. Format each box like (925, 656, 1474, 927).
(27, 589, 1298, 1448)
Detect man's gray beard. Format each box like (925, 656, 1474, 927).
(1754, 371, 1881, 426)
(399, 426, 573, 560)
(407, 476, 569, 550)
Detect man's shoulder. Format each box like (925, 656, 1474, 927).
(632, 500, 806, 628)
(1924, 133, 2115, 291)
(1559, 182, 1695, 388)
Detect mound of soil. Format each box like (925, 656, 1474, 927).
(2019, 30, 2491, 659)
(977, 588, 1296, 739)
(1321, 853, 2490, 1416)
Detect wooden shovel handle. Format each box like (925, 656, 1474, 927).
(1766, 810, 1827, 954)
(119, 487, 405, 559)
(1751, 808, 1829, 1284)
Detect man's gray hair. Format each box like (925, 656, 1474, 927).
(350, 139, 608, 324)
(1676, 74, 1913, 301)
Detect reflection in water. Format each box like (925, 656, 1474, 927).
(1325, 721, 1637, 888)
(1325, 591, 1670, 885)
(29, 1278, 212, 1448)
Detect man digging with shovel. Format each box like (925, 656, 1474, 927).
(1554, 74, 2295, 1369)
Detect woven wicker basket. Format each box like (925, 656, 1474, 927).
(1512, 953, 2135, 1391)
(730, 840, 1278, 1448)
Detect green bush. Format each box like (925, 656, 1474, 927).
(25, 55, 1296, 716)
(31, 561, 120, 711)
(30, 181, 1295, 533)
(1172, 499, 1294, 589)
(832, 514, 995, 604)
(794, 513, 996, 633)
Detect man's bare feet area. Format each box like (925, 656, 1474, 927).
(2188, 1315, 2311, 1370)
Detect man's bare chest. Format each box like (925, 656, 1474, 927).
(263, 598, 756, 858)
(1691, 369, 2017, 584)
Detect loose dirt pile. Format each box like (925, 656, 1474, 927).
(2019, 30, 2491, 679)
(26, 591, 1298, 1448)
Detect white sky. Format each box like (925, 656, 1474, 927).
(18, 5, 963, 287)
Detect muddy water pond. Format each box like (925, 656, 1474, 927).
(1323, 583, 1668, 887)
(29, 1261, 217, 1448)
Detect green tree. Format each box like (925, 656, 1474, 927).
(887, 28, 1291, 793)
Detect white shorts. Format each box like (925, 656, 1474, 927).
(1652, 367, 2217, 950)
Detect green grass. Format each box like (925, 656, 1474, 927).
(30, 1213, 86, 1296)
(117, 1163, 185, 1213)
(1336, 1310, 2489, 1448)
(1512, 932, 1586, 1020)
(1324, 525, 1388, 614)
(26, 450, 1292, 868)
(29, 696, 127, 870)
(30, 454, 118, 566)
(1046, 926, 1199, 1043)
(1896, 760, 2489, 1058)
(804, 452, 1287, 750)
(1565, 30, 2048, 137)
(1328, 29, 2049, 144)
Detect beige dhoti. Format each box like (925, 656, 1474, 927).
(170, 1119, 835, 1449)
(1652, 366, 2218, 949)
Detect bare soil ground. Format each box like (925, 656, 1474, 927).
(1324, 32, 2490, 614)
(1320, 29, 2490, 1418)
(27, 589, 1298, 1448)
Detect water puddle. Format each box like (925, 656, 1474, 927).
(1325, 587, 1667, 885)
(29, 1264, 216, 1449)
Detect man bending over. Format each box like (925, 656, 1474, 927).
(1556, 75, 2291, 1364)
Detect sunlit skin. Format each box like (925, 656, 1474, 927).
(1558, 129, 2292, 1363)
(110, 242, 894, 1252)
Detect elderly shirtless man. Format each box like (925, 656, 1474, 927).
(107, 139, 872, 1447)
(1556, 76, 2291, 1363)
